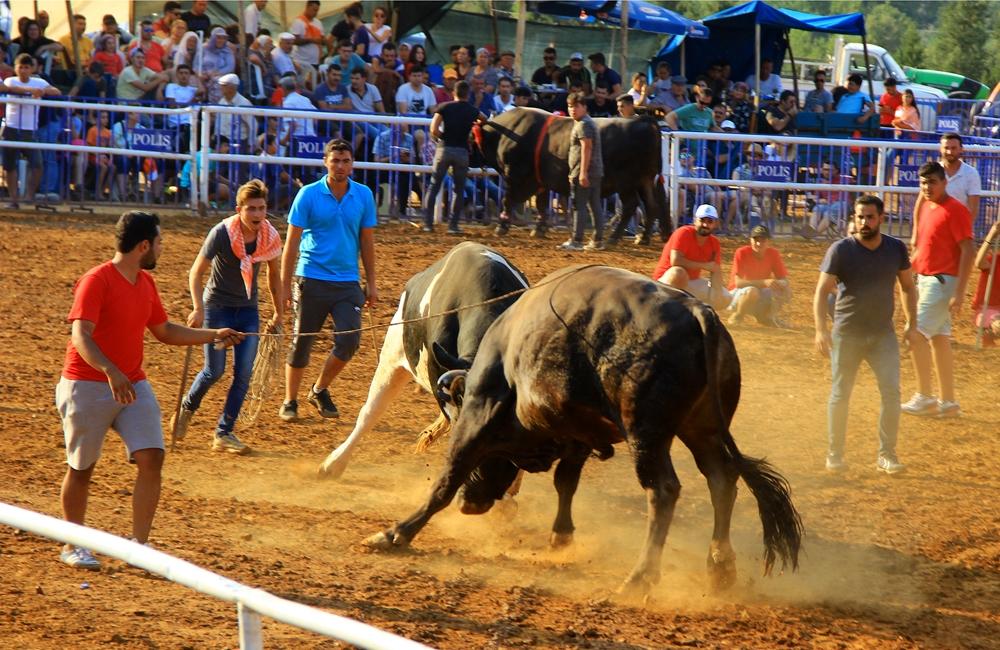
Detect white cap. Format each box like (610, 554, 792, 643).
(257, 34, 272, 46)
(695, 204, 719, 220)
(720, 120, 736, 130)
(218, 73, 240, 86)
(278, 32, 295, 41)
(569, 52, 584, 61)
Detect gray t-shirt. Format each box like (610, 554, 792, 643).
(201, 222, 260, 308)
(821, 234, 909, 336)
(804, 88, 833, 112)
(568, 115, 603, 180)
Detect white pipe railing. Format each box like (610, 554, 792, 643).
(0, 503, 432, 650)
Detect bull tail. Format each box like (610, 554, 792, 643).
(691, 303, 802, 576)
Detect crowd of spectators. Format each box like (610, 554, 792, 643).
(0, 1, 939, 222)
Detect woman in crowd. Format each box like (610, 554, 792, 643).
(173, 31, 202, 71)
(92, 34, 125, 78)
(454, 45, 473, 81)
(468, 46, 497, 93)
(405, 44, 426, 78)
(627, 73, 648, 107)
(201, 27, 235, 103)
(159, 19, 188, 71)
(365, 7, 392, 61)
(891, 89, 920, 137)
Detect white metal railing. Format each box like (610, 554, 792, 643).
(0, 502, 432, 650)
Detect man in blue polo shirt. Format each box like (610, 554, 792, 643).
(279, 138, 378, 421)
(835, 73, 875, 124)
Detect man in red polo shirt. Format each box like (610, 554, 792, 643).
(901, 161, 974, 419)
(972, 220, 1000, 346)
(56, 211, 243, 570)
(727, 224, 791, 326)
(878, 77, 903, 128)
(653, 204, 730, 309)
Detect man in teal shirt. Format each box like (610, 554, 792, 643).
(666, 86, 715, 132)
(279, 139, 378, 421)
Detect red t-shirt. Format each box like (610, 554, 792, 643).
(129, 42, 166, 73)
(972, 252, 1000, 311)
(652, 225, 721, 281)
(62, 262, 168, 383)
(728, 245, 788, 290)
(878, 92, 902, 127)
(912, 196, 973, 277)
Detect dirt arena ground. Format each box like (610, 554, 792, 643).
(0, 211, 997, 649)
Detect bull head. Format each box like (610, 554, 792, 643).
(435, 370, 467, 422)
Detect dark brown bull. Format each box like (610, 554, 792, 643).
(476, 108, 670, 244)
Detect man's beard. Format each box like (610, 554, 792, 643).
(858, 226, 878, 240)
(696, 226, 711, 236)
(140, 249, 157, 270)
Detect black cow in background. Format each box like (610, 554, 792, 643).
(476, 108, 670, 245)
(364, 265, 802, 597)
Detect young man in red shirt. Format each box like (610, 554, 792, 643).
(727, 224, 791, 326)
(653, 204, 730, 310)
(902, 161, 975, 418)
(57, 211, 243, 570)
(972, 220, 1000, 346)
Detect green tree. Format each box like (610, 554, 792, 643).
(864, 1, 923, 67)
(926, 0, 990, 81)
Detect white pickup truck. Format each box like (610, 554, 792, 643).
(782, 38, 946, 131)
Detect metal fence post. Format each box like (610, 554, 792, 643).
(199, 107, 212, 215)
(669, 134, 681, 229)
(189, 107, 200, 213)
(238, 602, 263, 650)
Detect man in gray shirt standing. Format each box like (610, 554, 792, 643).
(559, 92, 605, 251)
(813, 194, 918, 475)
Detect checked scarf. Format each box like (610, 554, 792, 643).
(223, 215, 282, 300)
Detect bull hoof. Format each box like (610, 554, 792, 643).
(494, 222, 510, 236)
(549, 531, 574, 549)
(316, 453, 349, 480)
(615, 575, 654, 605)
(458, 497, 495, 515)
(363, 529, 410, 551)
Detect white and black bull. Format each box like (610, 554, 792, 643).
(318, 242, 530, 479)
(364, 265, 802, 597)
(477, 107, 669, 244)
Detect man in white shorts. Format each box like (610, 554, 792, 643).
(57, 211, 243, 569)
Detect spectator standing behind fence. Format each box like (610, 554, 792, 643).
(653, 204, 730, 310)
(588, 52, 621, 96)
(972, 221, 1000, 346)
(813, 194, 917, 475)
(423, 80, 485, 234)
(327, 39, 368, 79)
(160, 19, 189, 69)
(153, 2, 182, 39)
(901, 161, 975, 419)
(364, 6, 392, 61)
(892, 89, 920, 137)
(371, 124, 421, 219)
(346, 3, 370, 61)
(279, 76, 317, 143)
(728, 225, 790, 326)
(171, 180, 283, 456)
(201, 28, 236, 104)
(158, 63, 202, 153)
(279, 139, 377, 422)
(558, 92, 605, 252)
(746, 58, 782, 97)
(2, 54, 59, 209)
(648, 62, 672, 105)
(248, 35, 278, 97)
(244, 0, 268, 38)
(56, 211, 243, 570)
(804, 70, 833, 112)
(374, 43, 403, 113)
(181, 0, 211, 36)
(215, 74, 255, 151)
(665, 86, 714, 131)
(129, 21, 167, 73)
(59, 14, 93, 70)
(911, 134, 982, 247)
(93, 34, 125, 78)
(878, 77, 903, 128)
(80, 111, 115, 200)
(89, 14, 132, 48)
(531, 46, 560, 86)
(291, 1, 324, 71)
(626, 73, 648, 107)
(118, 50, 168, 101)
(558, 52, 591, 95)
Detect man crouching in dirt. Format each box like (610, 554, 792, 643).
(56, 211, 244, 570)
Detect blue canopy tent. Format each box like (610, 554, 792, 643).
(654, 0, 868, 106)
(538, 1, 709, 37)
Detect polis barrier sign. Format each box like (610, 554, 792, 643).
(293, 136, 328, 160)
(896, 165, 921, 187)
(751, 160, 795, 183)
(131, 129, 176, 153)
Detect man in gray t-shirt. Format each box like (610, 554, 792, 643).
(813, 194, 918, 476)
(559, 92, 605, 251)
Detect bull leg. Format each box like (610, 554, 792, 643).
(318, 308, 411, 479)
(550, 444, 590, 548)
(364, 439, 487, 549)
(530, 191, 550, 238)
(685, 434, 740, 591)
(619, 438, 681, 599)
(608, 192, 640, 244)
(638, 178, 665, 245)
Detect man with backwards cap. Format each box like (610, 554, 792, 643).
(652, 204, 731, 310)
(557, 52, 592, 95)
(727, 225, 791, 326)
(215, 73, 255, 152)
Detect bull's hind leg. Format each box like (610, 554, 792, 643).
(550, 443, 590, 548)
(619, 436, 681, 599)
(684, 431, 740, 591)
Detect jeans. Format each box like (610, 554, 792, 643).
(571, 178, 605, 243)
(827, 328, 901, 461)
(184, 306, 260, 435)
(37, 119, 64, 194)
(424, 145, 469, 228)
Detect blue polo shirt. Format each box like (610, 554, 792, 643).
(836, 91, 871, 114)
(288, 177, 376, 282)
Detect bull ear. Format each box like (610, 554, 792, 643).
(436, 369, 468, 410)
(432, 342, 471, 371)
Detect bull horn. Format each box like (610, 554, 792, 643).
(435, 370, 468, 409)
(431, 342, 471, 371)
(414, 413, 451, 453)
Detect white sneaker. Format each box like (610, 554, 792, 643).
(901, 393, 937, 416)
(825, 455, 847, 473)
(60, 546, 101, 570)
(936, 400, 962, 418)
(876, 455, 906, 475)
(169, 407, 194, 440)
(212, 432, 251, 455)
(557, 239, 584, 251)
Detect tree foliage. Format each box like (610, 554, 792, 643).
(926, 0, 990, 82)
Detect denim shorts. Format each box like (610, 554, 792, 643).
(916, 273, 958, 338)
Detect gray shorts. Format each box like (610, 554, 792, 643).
(55, 377, 164, 470)
(2, 126, 42, 171)
(288, 277, 365, 368)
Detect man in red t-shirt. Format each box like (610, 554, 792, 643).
(972, 220, 1000, 345)
(727, 225, 791, 326)
(652, 204, 730, 309)
(878, 77, 903, 127)
(56, 211, 244, 571)
(901, 161, 975, 419)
